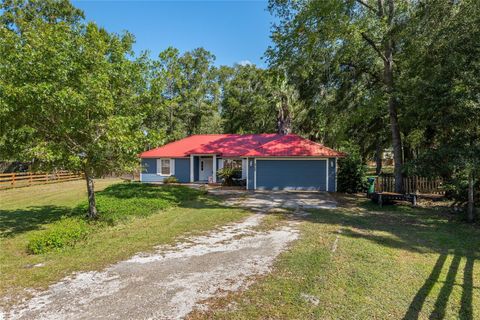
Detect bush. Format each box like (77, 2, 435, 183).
(163, 176, 179, 184)
(217, 167, 241, 186)
(27, 218, 90, 254)
(337, 154, 368, 193)
(89, 183, 202, 224)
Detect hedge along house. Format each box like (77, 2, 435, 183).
(139, 134, 345, 191)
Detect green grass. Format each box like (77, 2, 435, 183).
(191, 195, 480, 320)
(0, 179, 248, 302)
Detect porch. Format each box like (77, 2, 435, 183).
(189, 155, 247, 185)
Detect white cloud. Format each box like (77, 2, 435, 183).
(238, 60, 253, 66)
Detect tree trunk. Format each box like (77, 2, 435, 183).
(388, 89, 403, 193)
(277, 94, 291, 135)
(85, 171, 98, 219)
(375, 142, 383, 175)
(382, 0, 403, 193)
(467, 171, 475, 223)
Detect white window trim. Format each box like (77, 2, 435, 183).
(254, 158, 257, 190)
(212, 155, 217, 183)
(190, 155, 194, 182)
(326, 158, 329, 192)
(335, 158, 338, 192)
(245, 158, 249, 189)
(157, 158, 175, 176)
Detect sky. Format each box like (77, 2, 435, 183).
(72, 0, 275, 67)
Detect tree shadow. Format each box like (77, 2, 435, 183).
(98, 183, 205, 203)
(0, 205, 77, 237)
(460, 256, 474, 319)
(305, 195, 479, 320)
(0, 183, 227, 238)
(403, 252, 448, 320)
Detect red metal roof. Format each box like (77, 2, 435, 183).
(140, 134, 345, 158)
(140, 135, 226, 158)
(244, 134, 346, 157)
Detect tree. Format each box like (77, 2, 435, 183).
(268, 0, 413, 191)
(144, 47, 223, 142)
(399, 0, 480, 221)
(220, 65, 302, 135)
(221, 64, 277, 133)
(0, 0, 149, 219)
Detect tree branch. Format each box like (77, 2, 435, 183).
(355, 0, 378, 14)
(361, 32, 387, 62)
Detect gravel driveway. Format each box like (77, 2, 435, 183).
(2, 191, 336, 320)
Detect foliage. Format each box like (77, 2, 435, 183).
(0, 0, 154, 218)
(85, 183, 202, 224)
(337, 153, 367, 194)
(163, 176, 179, 184)
(24, 182, 205, 254)
(267, 0, 411, 191)
(220, 65, 302, 135)
(217, 167, 242, 186)
(1, 0, 479, 220)
(27, 217, 90, 254)
(397, 0, 480, 219)
(144, 47, 224, 142)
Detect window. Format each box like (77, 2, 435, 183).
(158, 159, 171, 176)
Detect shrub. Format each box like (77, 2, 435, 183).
(337, 154, 368, 193)
(27, 218, 90, 254)
(163, 176, 179, 184)
(90, 183, 202, 224)
(217, 167, 241, 186)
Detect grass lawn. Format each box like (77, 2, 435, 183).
(190, 195, 480, 320)
(0, 179, 248, 303)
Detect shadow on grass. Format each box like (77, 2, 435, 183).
(306, 195, 479, 320)
(0, 206, 77, 237)
(0, 183, 225, 238)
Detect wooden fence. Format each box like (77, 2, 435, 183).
(0, 171, 83, 189)
(375, 175, 444, 195)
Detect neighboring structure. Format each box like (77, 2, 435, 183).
(139, 134, 345, 191)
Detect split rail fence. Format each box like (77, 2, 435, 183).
(375, 175, 444, 195)
(0, 171, 83, 189)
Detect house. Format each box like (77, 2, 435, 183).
(139, 134, 345, 191)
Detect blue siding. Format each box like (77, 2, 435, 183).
(256, 160, 327, 191)
(174, 158, 190, 183)
(328, 158, 336, 192)
(247, 158, 254, 190)
(142, 158, 157, 174)
(140, 158, 190, 183)
(141, 173, 165, 183)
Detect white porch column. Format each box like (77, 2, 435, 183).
(190, 155, 194, 182)
(212, 154, 217, 183)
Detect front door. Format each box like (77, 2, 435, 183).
(199, 157, 213, 181)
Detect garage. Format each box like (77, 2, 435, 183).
(255, 159, 328, 191)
